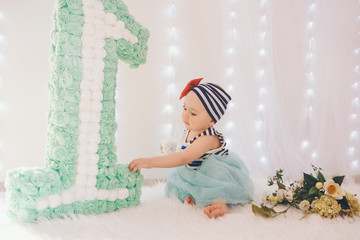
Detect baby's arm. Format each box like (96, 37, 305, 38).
(128, 135, 219, 174)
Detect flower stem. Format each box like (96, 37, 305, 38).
(269, 203, 295, 218)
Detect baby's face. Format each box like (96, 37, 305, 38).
(182, 91, 214, 132)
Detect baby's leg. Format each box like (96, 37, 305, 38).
(203, 203, 229, 218)
(185, 196, 195, 205)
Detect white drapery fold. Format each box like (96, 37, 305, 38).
(213, 0, 360, 180)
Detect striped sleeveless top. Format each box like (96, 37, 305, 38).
(177, 127, 229, 170)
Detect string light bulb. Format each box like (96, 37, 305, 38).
(350, 131, 358, 140)
(226, 121, 234, 130)
(309, 3, 316, 11)
(260, 31, 266, 40)
(168, 45, 179, 56)
(353, 97, 359, 106)
(352, 160, 359, 169)
(259, 87, 267, 96)
(227, 67, 234, 76)
(301, 140, 309, 150)
(352, 82, 359, 89)
(306, 89, 314, 97)
(165, 65, 175, 76)
(348, 147, 355, 156)
(259, 49, 266, 56)
(164, 104, 173, 113)
(261, 15, 267, 23)
(257, 104, 265, 112)
(227, 48, 234, 55)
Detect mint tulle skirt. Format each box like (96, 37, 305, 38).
(164, 152, 255, 207)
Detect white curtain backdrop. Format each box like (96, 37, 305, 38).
(0, 0, 359, 182)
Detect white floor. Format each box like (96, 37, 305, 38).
(0, 176, 360, 240)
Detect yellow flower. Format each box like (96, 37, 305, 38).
(315, 182, 323, 189)
(343, 192, 360, 217)
(323, 179, 345, 200)
(267, 196, 281, 203)
(311, 195, 342, 218)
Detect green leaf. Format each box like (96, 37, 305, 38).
(333, 176, 345, 186)
(275, 170, 284, 182)
(308, 186, 318, 195)
(317, 171, 325, 183)
(317, 191, 323, 198)
(252, 204, 276, 218)
(304, 173, 317, 186)
(337, 197, 350, 209)
(267, 178, 274, 186)
(261, 204, 277, 213)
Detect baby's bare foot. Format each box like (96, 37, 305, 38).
(185, 196, 195, 205)
(203, 203, 229, 218)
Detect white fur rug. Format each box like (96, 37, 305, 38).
(1, 176, 360, 240)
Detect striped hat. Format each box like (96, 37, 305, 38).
(180, 78, 232, 123)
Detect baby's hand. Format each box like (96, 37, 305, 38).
(160, 145, 164, 154)
(128, 158, 151, 174)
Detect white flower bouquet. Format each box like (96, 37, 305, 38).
(252, 166, 360, 219)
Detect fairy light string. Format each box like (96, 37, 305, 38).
(350, 0, 360, 171)
(223, 0, 239, 148)
(301, 1, 317, 163)
(255, 0, 269, 165)
(164, 0, 177, 136)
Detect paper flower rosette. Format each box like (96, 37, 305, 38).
(252, 166, 360, 219)
(5, 0, 149, 222)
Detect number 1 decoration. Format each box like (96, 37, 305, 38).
(5, 0, 149, 222)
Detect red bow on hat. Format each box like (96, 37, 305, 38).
(179, 78, 203, 99)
